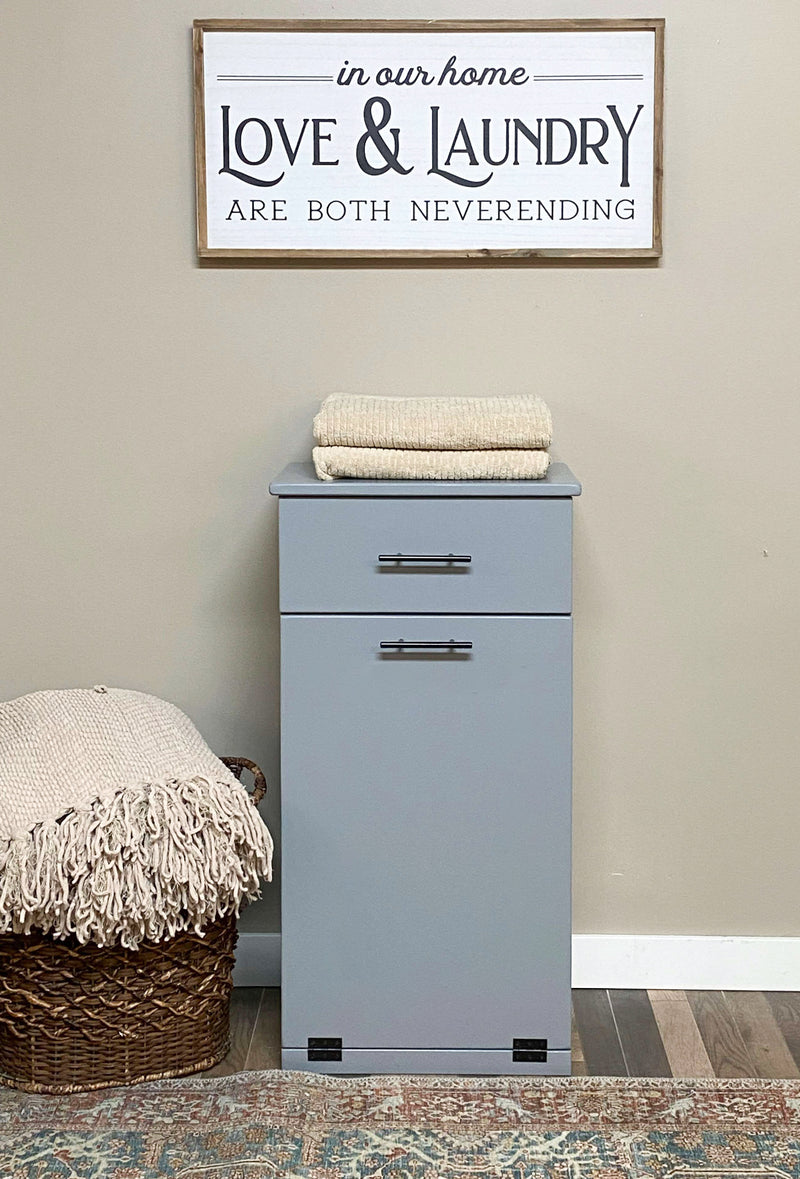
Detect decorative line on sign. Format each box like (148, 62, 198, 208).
(534, 74, 644, 81)
(216, 75, 334, 82)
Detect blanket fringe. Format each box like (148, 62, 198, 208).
(0, 777, 273, 949)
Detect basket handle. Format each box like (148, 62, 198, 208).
(220, 756, 267, 806)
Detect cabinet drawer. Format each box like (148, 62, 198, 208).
(278, 496, 572, 614)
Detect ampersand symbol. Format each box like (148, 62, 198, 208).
(356, 97, 413, 176)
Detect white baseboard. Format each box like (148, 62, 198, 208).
(572, 934, 800, 991)
(233, 932, 800, 991)
(233, 932, 281, 987)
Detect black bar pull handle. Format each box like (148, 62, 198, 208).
(380, 639, 473, 651)
(377, 553, 472, 563)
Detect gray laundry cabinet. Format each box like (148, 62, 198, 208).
(269, 461, 581, 1075)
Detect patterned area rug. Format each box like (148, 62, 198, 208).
(2, 1071, 800, 1178)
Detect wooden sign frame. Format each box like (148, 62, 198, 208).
(194, 19, 664, 263)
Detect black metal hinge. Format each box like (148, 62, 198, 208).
(513, 1038, 548, 1062)
(308, 1037, 342, 1062)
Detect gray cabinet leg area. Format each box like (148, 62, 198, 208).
(282, 1049, 572, 1075)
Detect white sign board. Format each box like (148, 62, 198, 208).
(194, 20, 664, 261)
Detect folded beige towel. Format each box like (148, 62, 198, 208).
(313, 394, 552, 451)
(313, 446, 550, 482)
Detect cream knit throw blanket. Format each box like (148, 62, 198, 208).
(313, 394, 552, 451)
(313, 447, 550, 482)
(0, 686, 273, 948)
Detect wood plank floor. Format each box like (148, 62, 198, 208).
(203, 990, 800, 1078)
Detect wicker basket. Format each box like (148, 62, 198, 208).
(0, 756, 267, 1094)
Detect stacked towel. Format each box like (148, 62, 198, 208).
(312, 394, 552, 481)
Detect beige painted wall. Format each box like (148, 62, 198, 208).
(2, 1, 799, 937)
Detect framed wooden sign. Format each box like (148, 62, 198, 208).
(193, 19, 664, 262)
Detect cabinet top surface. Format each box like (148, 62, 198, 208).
(270, 461, 581, 498)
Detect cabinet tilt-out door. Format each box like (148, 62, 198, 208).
(280, 613, 572, 1063)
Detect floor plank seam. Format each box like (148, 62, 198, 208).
(244, 987, 265, 1071)
(605, 989, 631, 1077)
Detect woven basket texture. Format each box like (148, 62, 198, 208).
(0, 756, 265, 1094)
